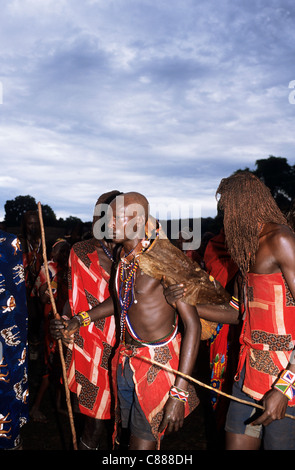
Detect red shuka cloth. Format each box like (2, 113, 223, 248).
(203, 230, 238, 407)
(203, 229, 238, 288)
(112, 334, 199, 445)
(65, 239, 116, 419)
(236, 272, 295, 406)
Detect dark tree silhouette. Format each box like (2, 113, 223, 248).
(4, 195, 58, 227)
(233, 155, 295, 214)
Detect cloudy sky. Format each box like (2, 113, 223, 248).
(0, 0, 295, 223)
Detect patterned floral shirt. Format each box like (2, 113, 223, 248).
(0, 230, 28, 449)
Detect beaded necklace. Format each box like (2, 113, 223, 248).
(98, 240, 114, 262)
(119, 257, 140, 342)
(117, 220, 161, 343)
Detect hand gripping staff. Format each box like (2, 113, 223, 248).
(37, 202, 78, 450)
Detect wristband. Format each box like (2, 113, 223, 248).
(76, 311, 91, 327)
(273, 369, 295, 401)
(169, 386, 189, 403)
(229, 296, 240, 311)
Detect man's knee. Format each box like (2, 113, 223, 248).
(129, 434, 157, 451)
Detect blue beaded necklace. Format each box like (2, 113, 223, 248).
(98, 240, 114, 262)
(119, 258, 139, 342)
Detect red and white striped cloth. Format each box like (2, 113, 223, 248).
(65, 239, 116, 420)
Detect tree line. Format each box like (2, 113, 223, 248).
(201, 155, 295, 234)
(2, 156, 295, 233)
(3, 195, 84, 230)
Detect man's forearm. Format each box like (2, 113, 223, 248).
(85, 296, 115, 322)
(67, 297, 115, 333)
(175, 302, 201, 391)
(197, 303, 240, 325)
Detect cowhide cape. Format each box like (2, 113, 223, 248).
(138, 225, 230, 340)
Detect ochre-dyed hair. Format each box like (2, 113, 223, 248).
(287, 199, 295, 232)
(216, 171, 287, 276)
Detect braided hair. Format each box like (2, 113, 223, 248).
(216, 171, 287, 276)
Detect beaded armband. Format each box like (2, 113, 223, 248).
(76, 311, 91, 327)
(169, 386, 189, 403)
(229, 296, 240, 311)
(273, 369, 295, 401)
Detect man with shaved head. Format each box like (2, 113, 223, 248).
(52, 192, 200, 449)
(109, 192, 201, 449)
(51, 191, 235, 450)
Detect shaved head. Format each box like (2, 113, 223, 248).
(107, 192, 150, 242)
(121, 192, 149, 222)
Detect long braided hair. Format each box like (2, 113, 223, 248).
(216, 171, 287, 276)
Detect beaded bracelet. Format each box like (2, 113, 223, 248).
(75, 311, 91, 327)
(169, 386, 189, 403)
(229, 296, 240, 311)
(273, 369, 295, 401)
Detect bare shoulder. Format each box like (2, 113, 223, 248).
(255, 224, 295, 274)
(263, 224, 295, 262)
(264, 223, 295, 244)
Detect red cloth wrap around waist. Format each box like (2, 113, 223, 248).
(112, 334, 199, 443)
(235, 272, 295, 405)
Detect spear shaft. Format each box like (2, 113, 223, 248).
(142, 356, 295, 420)
(37, 202, 78, 450)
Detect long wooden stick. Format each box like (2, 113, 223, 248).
(141, 356, 295, 420)
(37, 202, 78, 450)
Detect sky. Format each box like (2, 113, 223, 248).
(0, 0, 295, 223)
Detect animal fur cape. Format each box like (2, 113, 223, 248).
(138, 232, 231, 340)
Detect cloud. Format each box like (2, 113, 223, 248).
(0, 0, 295, 224)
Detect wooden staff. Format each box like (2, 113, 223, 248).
(141, 356, 295, 420)
(37, 202, 78, 450)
